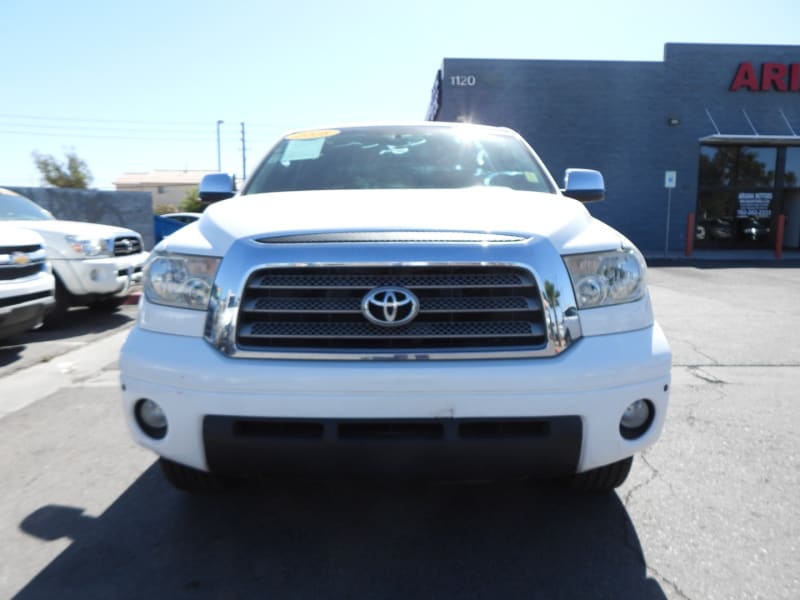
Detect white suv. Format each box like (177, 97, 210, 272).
(120, 123, 671, 493)
(0, 188, 148, 325)
(0, 225, 54, 341)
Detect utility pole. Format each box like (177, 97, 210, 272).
(241, 122, 247, 181)
(216, 120, 224, 171)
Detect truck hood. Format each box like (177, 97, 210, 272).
(0, 224, 46, 247)
(8, 219, 140, 239)
(165, 187, 627, 255)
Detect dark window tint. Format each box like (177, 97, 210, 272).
(736, 147, 776, 187)
(699, 146, 736, 187)
(698, 145, 776, 188)
(785, 147, 800, 188)
(0, 193, 54, 221)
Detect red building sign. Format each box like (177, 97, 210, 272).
(730, 62, 800, 91)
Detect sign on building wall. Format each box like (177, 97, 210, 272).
(730, 62, 800, 91)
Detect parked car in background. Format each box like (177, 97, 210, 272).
(161, 212, 202, 225)
(0, 188, 148, 325)
(0, 224, 55, 342)
(153, 212, 202, 245)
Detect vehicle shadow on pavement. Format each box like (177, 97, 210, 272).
(25, 308, 134, 341)
(0, 308, 133, 366)
(0, 344, 23, 365)
(16, 464, 666, 599)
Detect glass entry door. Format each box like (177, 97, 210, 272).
(696, 145, 778, 249)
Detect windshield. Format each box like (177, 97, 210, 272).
(243, 125, 557, 194)
(0, 193, 54, 221)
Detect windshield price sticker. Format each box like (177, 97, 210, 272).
(285, 129, 340, 140)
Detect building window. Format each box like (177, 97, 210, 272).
(699, 146, 736, 187)
(698, 145, 776, 188)
(736, 147, 776, 188)
(785, 147, 800, 188)
(696, 144, 777, 249)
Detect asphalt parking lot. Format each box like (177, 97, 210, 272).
(0, 266, 798, 599)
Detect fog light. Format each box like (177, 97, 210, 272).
(135, 398, 168, 439)
(619, 399, 654, 440)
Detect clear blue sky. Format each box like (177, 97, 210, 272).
(1, 0, 798, 189)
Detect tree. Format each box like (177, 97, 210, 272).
(32, 150, 93, 189)
(178, 186, 205, 213)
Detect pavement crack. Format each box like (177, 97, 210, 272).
(647, 564, 694, 600)
(624, 453, 680, 512)
(685, 340, 719, 365)
(688, 366, 727, 384)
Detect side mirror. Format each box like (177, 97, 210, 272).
(562, 168, 605, 203)
(199, 173, 236, 203)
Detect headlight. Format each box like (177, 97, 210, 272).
(563, 249, 646, 309)
(66, 235, 113, 257)
(144, 253, 221, 310)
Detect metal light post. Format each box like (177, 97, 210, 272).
(216, 120, 224, 172)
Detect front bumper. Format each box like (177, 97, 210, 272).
(54, 252, 147, 297)
(0, 296, 55, 340)
(120, 323, 671, 477)
(0, 274, 55, 340)
(203, 415, 583, 479)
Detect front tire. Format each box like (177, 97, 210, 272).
(42, 280, 70, 328)
(567, 456, 633, 493)
(89, 296, 126, 311)
(159, 458, 236, 493)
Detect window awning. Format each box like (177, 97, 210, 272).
(700, 134, 800, 146)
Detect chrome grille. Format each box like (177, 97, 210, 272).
(0, 244, 47, 281)
(113, 236, 142, 256)
(258, 231, 527, 244)
(235, 265, 547, 352)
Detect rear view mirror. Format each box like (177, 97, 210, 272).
(199, 173, 236, 203)
(562, 168, 605, 203)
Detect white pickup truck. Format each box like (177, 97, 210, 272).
(0, 224, 54, 341)
(0, 188, 148, 325)
(120, 123, 671, 493)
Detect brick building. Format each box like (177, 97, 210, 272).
(428, 43, 800, 254)
(113, 169, 215, 210)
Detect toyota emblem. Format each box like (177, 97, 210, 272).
(361, 286, 419, 327)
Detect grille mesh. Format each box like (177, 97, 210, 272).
(0, 264, 42, 281)
(253, 272, 522, 289)
(257, 231, 526, 244)
(113, 236, 142, 256)
(0, 244, 46, 282)
(236, 265, 548, 353)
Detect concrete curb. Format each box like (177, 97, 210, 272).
(123, 293, 141, 305)
(644, 250, 800, 268)
(0, 328, 131, 419)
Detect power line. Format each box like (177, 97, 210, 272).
(0, 129, 216, 142)
(0, 113, 214, 127)
(0, 113, 288, 131)
(0, 129, 275, 145)
(0, 113, 284, 145)
(0, 121, 212, 135)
